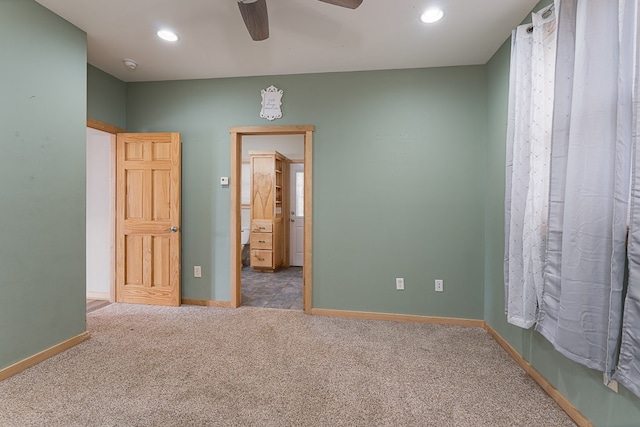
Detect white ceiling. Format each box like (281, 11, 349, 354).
(35, 0, 537, 83)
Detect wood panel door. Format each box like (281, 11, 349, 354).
(251, 155, 275, 220)
(116, 133, 181, 306)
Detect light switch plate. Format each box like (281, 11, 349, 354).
(220, 176, 229, 186)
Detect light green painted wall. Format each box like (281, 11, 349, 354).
(484, 29, 512, 333)
(127, 67, 487, 318)
(2, 1, 638, 423)
(0, 0, 87, 369)
(87, 64, 126, 129)
(484, 1, 640, 425)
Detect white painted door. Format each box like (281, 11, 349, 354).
(289, 163, 304, 267)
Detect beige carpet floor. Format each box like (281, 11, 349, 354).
(0, 304, 576, 426)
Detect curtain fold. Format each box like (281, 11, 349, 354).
(613, 0, 640, 397)
(504, 6, 557, 329)
(535, 0, 631, 379)
(505, 0, 640, 397)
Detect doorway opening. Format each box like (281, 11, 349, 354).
(230, 126, 314, 313)
(241, 139, 303, 309)
(85, 120, 182, 308)
(85, 119, 123, 307)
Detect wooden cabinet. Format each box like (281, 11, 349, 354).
(249, 151, 287, 271)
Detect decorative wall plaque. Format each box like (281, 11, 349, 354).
(260, 85, 283, 121)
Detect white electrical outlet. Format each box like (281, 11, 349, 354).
(194, 266, 202, 278)
(435, 279, 444, 292)
(396, 278, 405, 290)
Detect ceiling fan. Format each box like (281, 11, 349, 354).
(237, 0, 363, 41)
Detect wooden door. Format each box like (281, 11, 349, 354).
(251, 155, 275, 221)
(116, 133, 181, 306)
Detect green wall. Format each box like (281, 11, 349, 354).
(87, 64, 126, 129)
(483, 1, 640, 425)
(126, 67, 487, 318)
(0, 0, 87, 369)
(7, 0, 639, 423)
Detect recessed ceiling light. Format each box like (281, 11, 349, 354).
(157, 30, 179, 42)
(420, 8, 444, 24)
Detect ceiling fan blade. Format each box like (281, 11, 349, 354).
(238, 0, 269, 41)
(317, 0, 363, 9)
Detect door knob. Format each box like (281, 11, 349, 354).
(290, 218, 295, 223)
(167, 226, 178, 232)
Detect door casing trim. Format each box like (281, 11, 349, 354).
(230, 125, 314, 313)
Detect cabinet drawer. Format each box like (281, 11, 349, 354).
(251, 250, 273, 268)
(251, 233, 272, 250)
(251, 221, 273, 233)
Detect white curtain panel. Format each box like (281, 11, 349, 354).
(504, 6, 557, 328)
(536, 0, 632, 379)
(613, 0, 640, 398)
